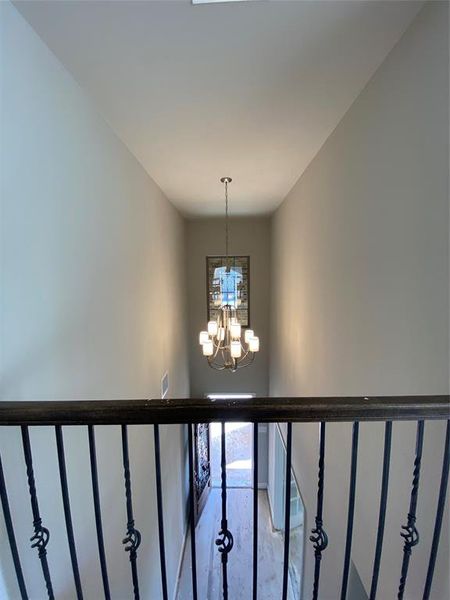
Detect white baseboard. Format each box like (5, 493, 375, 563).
(266, 485, 277, 531)
(172, 520, 189, 600)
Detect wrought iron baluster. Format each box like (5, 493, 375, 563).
(154, 424, 168, 600)
(423, 420, 449, 599)
(252, 422, 259, 600)
(121, 425, 141, 600)
(310, 422, 328, 600)
(340, 421, 359, 600)
(0, 451, 28, 599)
(369, 421, 392, 600)
(87, 425, 111, 600)
(281, 423, 292, 600)
(187, 424, 198, 600)
(55, 426, 83, 600)
(215, 422, 233, 600)
(21, 426, 54, 600)
(397, 420, 424, 600)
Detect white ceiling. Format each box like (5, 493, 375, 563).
(15, 0, 423, 216)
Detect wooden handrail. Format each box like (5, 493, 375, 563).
(0, 396, 448, 426)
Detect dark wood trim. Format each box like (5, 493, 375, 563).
(0, 396, 448, 426)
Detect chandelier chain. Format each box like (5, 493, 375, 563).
(225, 179, 229, 267)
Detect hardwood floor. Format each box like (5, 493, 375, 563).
(176, 489, 302, 600)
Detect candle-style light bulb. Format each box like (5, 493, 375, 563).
(208, 321, 218, 336)
(231, 340, 242, 358)
(202, 340, 214, 356)
(249, 336, 259, 352)
(244, 329, 254, 344)
(199, 331, 209, 345)
(230, 322, 241, 339)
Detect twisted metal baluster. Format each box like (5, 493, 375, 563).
(121, 425, 141, 600)
(21, 426, 54, 599)
(310, 422, 328, 600)
(215, 422, 233, 600)
(397, 420, 424, 600)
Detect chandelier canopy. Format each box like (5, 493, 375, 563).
(199, 177, 260, 372)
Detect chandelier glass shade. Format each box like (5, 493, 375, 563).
(198, 178, 260, 372)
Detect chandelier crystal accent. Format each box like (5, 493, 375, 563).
(199, 177, 260, 372)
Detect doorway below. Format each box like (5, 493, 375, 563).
(207, 393, 255, 489)
(210, 422, 253, 488)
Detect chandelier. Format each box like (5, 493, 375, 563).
(198, 177, 260, 371)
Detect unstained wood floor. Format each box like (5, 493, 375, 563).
(176, 489, 301, 600)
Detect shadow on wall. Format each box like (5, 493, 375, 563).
(348, 561, 369, 600)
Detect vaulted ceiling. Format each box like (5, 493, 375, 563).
(15, 0, 423, 215)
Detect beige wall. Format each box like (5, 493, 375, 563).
(0, 3, 189, 599)
(270, 3, 449, 599)
(187, 217, 270, 397)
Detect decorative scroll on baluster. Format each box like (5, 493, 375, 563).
(310, 422, 328, 600)
(215, 422, 234, 600)
(121, 425, 142, 600)
(21, 426, 54, 600)
(397, 420, 424, 600)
